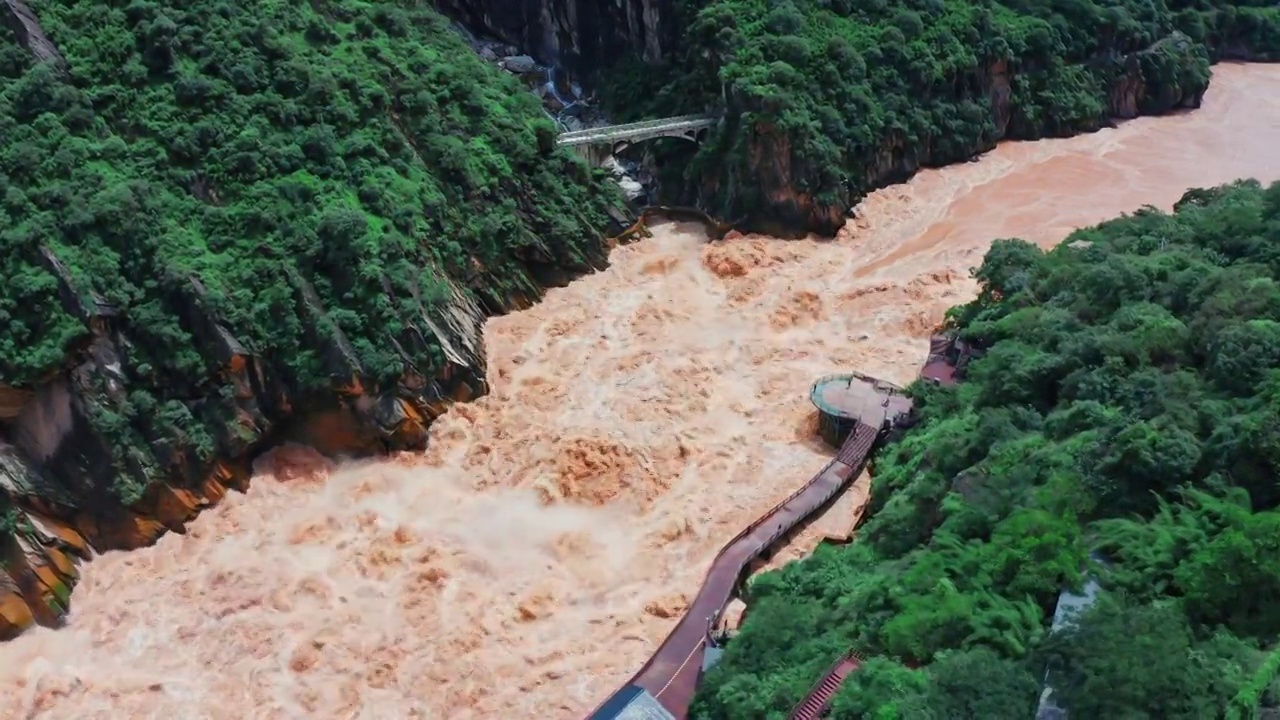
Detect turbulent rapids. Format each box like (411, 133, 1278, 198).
(1, 64, 1279, 720)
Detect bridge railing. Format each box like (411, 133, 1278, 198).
(557, 114, 718, 146)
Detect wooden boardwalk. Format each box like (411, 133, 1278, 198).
(586, 336, 964, 719)
(784, 337, 963, 719)
(622, 423, 881, 716)
(815, 469, 868, 543)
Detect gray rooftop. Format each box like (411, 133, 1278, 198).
(1037, 558, 1106, 720)
(589, 685, 676, 720)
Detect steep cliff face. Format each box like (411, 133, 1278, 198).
(597, 0, 1280, 237)
(0, 252, 493, 638)
(696, 30, 1213, 237)
(433, 0, 677, 82)
(0, 0, 626, 637)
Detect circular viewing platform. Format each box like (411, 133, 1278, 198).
(810, 372, 914, 448)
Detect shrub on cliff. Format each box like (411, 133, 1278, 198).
(0, 3, 619, 509)
(691, 180, 1280, 718)
(1170, 0, 1280, 60)
(601, 0, 1280, 234)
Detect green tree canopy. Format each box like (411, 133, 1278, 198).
(0, 0, 620, 507)
(602, 0, 1279, 231)
(693, 180, 1280, 718)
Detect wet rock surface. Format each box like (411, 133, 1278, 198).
(448, 22, 655, 207)
(435, 0, 675, 84)
(715, 35, 1214, 237)
(0, 65, 1278, 718)
(0, 0, 635, 638)
(0, 266, 494, 637)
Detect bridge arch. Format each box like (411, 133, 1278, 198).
(611, 127, 707, 157)
(558, 113, 718, 166)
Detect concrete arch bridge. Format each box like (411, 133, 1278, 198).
(558, 114, 719, 166)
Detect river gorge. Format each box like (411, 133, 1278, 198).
(1, 63, 1279, 720)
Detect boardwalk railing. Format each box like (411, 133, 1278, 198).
(786, 336, 964, 720)
(557, 114, 718, 147)
(583, 336, 963, 720)
(594, 422, 882, 718)
(726, 426, 879, 570)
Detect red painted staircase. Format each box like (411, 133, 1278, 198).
(788, 650, 864, 720)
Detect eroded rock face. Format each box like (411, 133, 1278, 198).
(0, 244, 645, 637)
(1, 0, 66, 68)
(0, 0, 629, 639)
(706, 32, 1211, 238)
(0, 265, 497, 638)
(435, 0, 676, 82)
(0, 209, 623, 642)
(1109, 34, 1208, 119)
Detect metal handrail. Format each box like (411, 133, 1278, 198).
(811, 371, 906, 397)
(557, 114, 718, 145)
(583, 343, 963, 719)
(788, 649, 865, 720)
(618, 423, 880, 693)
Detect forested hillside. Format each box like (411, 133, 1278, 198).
(692, 180, 1280, 718)
(0, 0, 620, 633)
(604, 0, 1280, 234)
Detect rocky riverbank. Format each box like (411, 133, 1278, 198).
(447, 22, 652, 202)
(0, 0, 627, 638)
(2, 64, 1277, 719)
(437, 0, 1280, 237)
(713, 33, 1215, 237)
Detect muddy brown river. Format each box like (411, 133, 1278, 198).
(2, 63, 1278, 720)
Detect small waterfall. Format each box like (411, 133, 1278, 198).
(444, 22, 646, 199)
(541, 65, 588, 129)
(542, 66, 575, 109)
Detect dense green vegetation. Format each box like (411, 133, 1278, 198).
(1171, 0, 1280, 59)
(604, 0, 1280, 232)
(0, 0, 619, 504)
(692, 180, 1280, 718)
